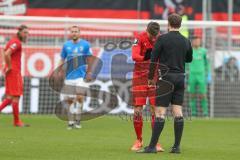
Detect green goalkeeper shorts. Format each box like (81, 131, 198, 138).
(188, 72, 207, 94)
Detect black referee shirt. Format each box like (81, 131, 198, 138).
(149, 31, 193, 79)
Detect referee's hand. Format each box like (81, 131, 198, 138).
(148, 79, 156, 87)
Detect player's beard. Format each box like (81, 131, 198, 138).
(18, 35, 27, 43)
(72, 36, 79, 42)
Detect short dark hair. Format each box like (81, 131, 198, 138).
(18, 25, 28, 32)
(17, 25, 28, 38)
(168, 13, 182, 29)
(147, 21, 160, 36)
(70, 25, 80, 31)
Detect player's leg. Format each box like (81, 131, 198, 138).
(149, 98, 164, 152)
(62, 79, 79, 129)
(66, 97, 75, 130)
(171, 104, 184, 153)
(168, 74, 185, 153)
(198, 77, 208, 117)
(131, 105, 144, 151)
(138, 106, 167, 153)
(138, 85, 172, 153)
(0, 71, 17, 112)
(11, 96, 25, 127)
(149, 106, 167, 149)
(59, 93, 75, 130)
(5, 72, 25, 127)
(75, 95, 83, 129)
(189, 94, 197, 116)
(149, 105, 155, 129)
(188, 74, 197, 116)
(131, 83, 147, 151)
(0, 95, 13, 112)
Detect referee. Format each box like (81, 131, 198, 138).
(138, 13, 193, 153)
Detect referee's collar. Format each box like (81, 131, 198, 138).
(169, 31, 180, 33)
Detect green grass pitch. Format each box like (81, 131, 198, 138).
(0, 115, 240, 160)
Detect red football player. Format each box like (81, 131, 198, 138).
(0, 25, 29, 127)
(131, 22, 164, 151)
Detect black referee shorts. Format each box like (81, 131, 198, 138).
(156, 73, 185, 107)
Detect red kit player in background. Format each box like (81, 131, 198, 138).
(131, 22, 164, 152)
(0, 25, 29, 127)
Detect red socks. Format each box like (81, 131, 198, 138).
(133, 113, 143, 141)
(151, 114, 155, 130)
(0, 98, 12, 111)
(12, 102, 20, 124)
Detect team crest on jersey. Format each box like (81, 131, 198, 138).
(132, 39, 138, 46)
(79, 46, 84, 52)
(10, 43, 17, 49)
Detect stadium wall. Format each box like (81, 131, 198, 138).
(1, 0, 240, 21)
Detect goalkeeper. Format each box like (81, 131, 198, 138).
(187, 36, 210, 117)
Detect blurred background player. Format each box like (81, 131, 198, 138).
(188, 36, 210, 117)
(58, 26, 92, 130)
(0, 25, 29, 127)
(176, 5, 189, 39)
(131, 22, 164, 152)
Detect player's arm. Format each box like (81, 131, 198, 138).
(57, 59, 65, 70)
(1, 49, 4, 65)
(57, 44, 67, 77)
(204, 49, 211, 83)
(85, 44, 93, 82)
(86, 56, 93, 74)
(132, 37, 144, 62)
(148, 36, 161, 86)
(204, 50, 210, 73)
(4, 48, 13, 74)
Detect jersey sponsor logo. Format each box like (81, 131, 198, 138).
(73, 47, 78, 54)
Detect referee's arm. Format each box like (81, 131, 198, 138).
(148, 37, 162, 80)
(185, 40, 193, 63)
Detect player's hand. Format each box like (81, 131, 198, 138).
(58, 68, 65, 78)
(3, 66, 11, 76)
(144, 49, 152, 61)
(207, 72, 212, 84)
(148, 79, 156, 87)
(85, 72, 92, 82)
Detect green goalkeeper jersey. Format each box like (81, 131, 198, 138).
(188, 47, 209, 73)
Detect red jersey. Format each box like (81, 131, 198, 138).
(132, 31, 158, 78)
(132, 32, 156, 62)
(4, 37, 22, 72)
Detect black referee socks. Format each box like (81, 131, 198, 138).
(148, 117, 165, 149)
(173, 117, 184, 148)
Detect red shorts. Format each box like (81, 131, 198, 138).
(131, 73, 157, 106)
(5, 70, 23, 96)
(131, 64, 158, 106)
(132, 85, 156, 106)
